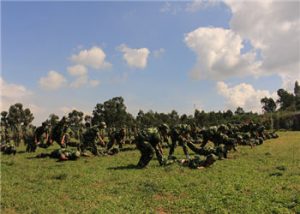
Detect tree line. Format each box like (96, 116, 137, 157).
(1, 82, 300, 145)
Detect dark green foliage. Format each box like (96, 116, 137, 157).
(261, 97, 277, 113)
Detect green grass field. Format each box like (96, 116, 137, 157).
(1, 132, 300, 214)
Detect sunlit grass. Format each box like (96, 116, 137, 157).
(1, 131, 300, 213)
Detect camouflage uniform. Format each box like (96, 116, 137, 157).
(50, 117, 68, 147)
(34, 122, 50, 146)
(24, 127, 36, 152)
(80, 123, 105, 156)
(36, 148, 80, 161)
(107, 128, 126, 150)
(1, 142, 17, 155)
(180, 154, 218, 169)
(168, 124, 190, 160)
(135, 127, 165, 168)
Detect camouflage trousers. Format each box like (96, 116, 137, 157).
(168, 139, 189, 158)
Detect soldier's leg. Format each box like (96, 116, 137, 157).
(106, 140, 114, 151)
(186, 141, 202, 154)
(180, 141, 190, 159)
(137, 143, 154, 168)
(118, 141, 123, 149)
(153, 146, 164, 165)
(168, 140, 177, 158)
(91, 144, 99, 156)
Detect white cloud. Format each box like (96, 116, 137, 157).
(186, 0, 220, 12)
(184, 27, 261, 80)
(153, 48, 165, 58)
(225, 0, 300, 89)
(39, 70, 67, 90)
(160, 2, 182, 15)
(70, 46, 111, 70)
(70, 75, 88, 88)
(118, 44, 150, 69)
(89, 80, 100, 87)
(67, 64, 87, 76)
(184, 1, 300, 90)
(0, 77, 32, 110)
(217, 81, 277, 113)
(0, 77, 46, 122)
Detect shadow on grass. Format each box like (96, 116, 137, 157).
(119, 147, 136, 152)
(17, 151, 26, 154)
(107, 164, 139, 170)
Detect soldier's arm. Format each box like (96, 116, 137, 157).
(97, 133, 106, 146)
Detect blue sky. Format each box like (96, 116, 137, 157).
(1, 1, 299, 124)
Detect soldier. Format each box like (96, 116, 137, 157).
(34, 122, 50, 146)
(107, 128, 126, 151)
(80, 122, 106, 156)
(134, 125, 167, 168)
(24, 125, 36, 152)
(168, 124, 190, 160)
(179, 154, 218, 169)
(1, 142, 17, 155)
(50, 117, 69, 147)
(36, 148, 80, 161)
(134, 132, 155, 168)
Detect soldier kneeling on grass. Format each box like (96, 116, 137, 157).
(80, 122, 106, 156)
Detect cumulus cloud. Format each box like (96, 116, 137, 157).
(0, 77, 45, 119)
(153, 48, 165, 58)
(0, 77, 32, 110)
(185, 1, 300, 90)
(118, 44, 150, 69)
(67, 64, 87, 76)
(225, 0, 300, 89)
(39, 70, 67, 90)
(70, 75, 88, 88)
(70, 46, 111, 70)
(184, 27, 261, 80)
(217, 81, 277, 113)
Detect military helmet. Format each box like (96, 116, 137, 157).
(207, 154, 218, 162)
(74, 150, 81, 158)
(209, 126, 218, 135)
(159, 123, 169, 132)
(218, 124, 228, 132)
(99, 122, 107, 129)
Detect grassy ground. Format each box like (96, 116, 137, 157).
(1, 131, 300, 214)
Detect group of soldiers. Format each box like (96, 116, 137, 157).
(1, 118, 278, 169)
(134, 122, 278, 169)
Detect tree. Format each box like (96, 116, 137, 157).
(48, 114, 59, 127)
(7, 103, 34, 145)
(92, 97, 128, 129)
(1, 111, 9, 142)
(261, 97, 277, 113)
(235, 107, 245, 115)
(168, 110, 180, 125)
(68, 110, 84, 127)
(277, 89, 295, 111)
(294, 81, 300, 110)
